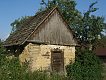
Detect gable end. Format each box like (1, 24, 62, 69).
(28, 7, 77, 46)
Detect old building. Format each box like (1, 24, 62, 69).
(4, 7, 77, 72)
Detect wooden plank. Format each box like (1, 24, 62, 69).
(51, 50, 64, 72)
(28, 9, 76, 46)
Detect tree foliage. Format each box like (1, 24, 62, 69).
(77, 2, 105, 47)
(66, 49, 103, 80)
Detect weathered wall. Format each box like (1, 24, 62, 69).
(29, 9, 76, 46)
(19, 43, 75, 71)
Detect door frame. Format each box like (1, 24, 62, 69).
(51, 48, 64, 72)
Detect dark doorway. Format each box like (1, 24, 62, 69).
(51, 49, 64, 72)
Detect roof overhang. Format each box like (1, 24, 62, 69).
(26, 40, 77, 46)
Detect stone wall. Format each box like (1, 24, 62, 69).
(19, 43, 75, 71)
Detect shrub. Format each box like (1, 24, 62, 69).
(66, 49, 103, 80)
(0, 54, 27, 80)
(0, 53, 67, 80)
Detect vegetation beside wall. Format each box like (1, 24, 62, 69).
(66, 49, 103, 80)
(1, 40, 66, 79)
(0, 53, 67, 80)
(0, 48, 103, 80)
(0, 40, 103, 80)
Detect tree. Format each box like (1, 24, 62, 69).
(76, 2, 105, 49)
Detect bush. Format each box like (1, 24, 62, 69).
(66, 49, 103, 80)
(0, 54, 28, 80)
(0, 53, 67, 80)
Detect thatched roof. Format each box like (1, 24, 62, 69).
(4, 7, 55, 46)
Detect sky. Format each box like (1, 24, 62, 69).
(0, 0, 106, 40)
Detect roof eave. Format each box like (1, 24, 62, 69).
(3, 43, 20, 47)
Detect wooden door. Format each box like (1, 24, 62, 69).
(51, 50, 64, 72)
